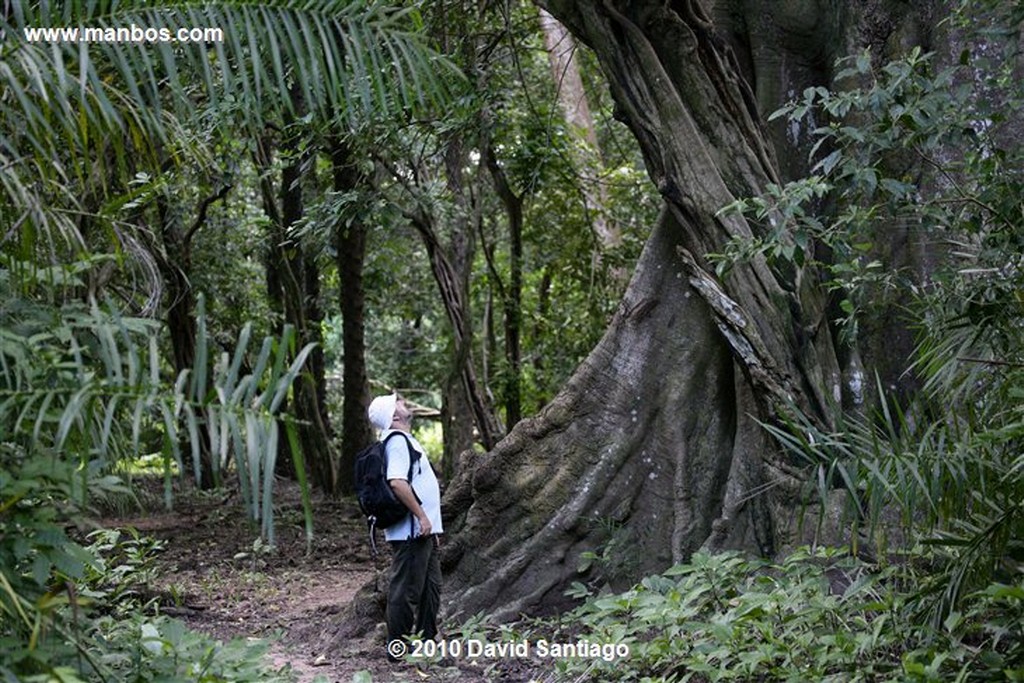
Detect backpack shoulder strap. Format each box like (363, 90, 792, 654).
(381, 431, 421, 481)
(380, 432, 422, 533)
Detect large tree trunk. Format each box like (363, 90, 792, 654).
(443, 207, 786, 621)
(441, 0, 844, 622)
(713, 0, 942, 410)
(333, 0, 942, 636)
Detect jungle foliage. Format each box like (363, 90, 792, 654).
(2, 0, 1024, 681)
(548, 548, 1023, 682)
(1, 0, 648, 678)
(0, 274, 311, 679)
(717, 0, 1024, 620)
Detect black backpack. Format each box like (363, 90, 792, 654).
(354, 432, 421, 553)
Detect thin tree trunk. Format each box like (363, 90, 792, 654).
(254, 137, 303, 483)
(256, 128, 335, 491)
(304, 249, 330, 434)
(482, 135, 524, 429)
(425, 1, 502, 468)
(255, 135, 287, 331)
(408, 209, 505, 451)
(297, 250, 334, 489)
(538, 8, 620, 252)
(276, 152, 302, 482)
(440, 136, 483, 478)
(377, 136, 505, 455)
(154, 185, 230, 490)
(156, 196, 198, 380)
(332, 140, 373, 496)
(278, 138, 335, 490)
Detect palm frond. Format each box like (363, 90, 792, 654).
(763, 362, 1024, 620)
(1, 0, 463, 252)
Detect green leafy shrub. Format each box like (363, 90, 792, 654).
(708, 0, 1024, 627)
(0, 263, 308, 680)
(86, 615, 294, 683)
(554, 548, 1023, 682)
(80, 528, 165, 615)
(0, 451, 294, 681)
(0, 448, 100, 677)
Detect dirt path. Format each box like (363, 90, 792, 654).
(111, 479, 539, 682)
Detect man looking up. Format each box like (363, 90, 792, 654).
(367, 393, 443, 654)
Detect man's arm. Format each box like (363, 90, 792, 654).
(389, 479, 432, 536)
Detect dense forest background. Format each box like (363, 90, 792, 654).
(2, 0, 1022, 681)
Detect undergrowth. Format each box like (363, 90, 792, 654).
(548, 547, 1023, 682)
(0, 451, 295, 682)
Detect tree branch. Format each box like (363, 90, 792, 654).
(914, 146, 1014, 231)
(184, 184, 232, 245)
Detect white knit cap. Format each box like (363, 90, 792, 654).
(367, 393, 398, 431)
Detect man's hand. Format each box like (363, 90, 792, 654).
(417, 514, 432, 537)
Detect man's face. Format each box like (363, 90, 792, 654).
(393, 399, 413, 426)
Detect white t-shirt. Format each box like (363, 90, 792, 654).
(380, 429, 443, 541)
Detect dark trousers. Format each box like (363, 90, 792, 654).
(387, 536, 441, 641)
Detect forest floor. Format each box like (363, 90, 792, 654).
(108, 476, 549, 683)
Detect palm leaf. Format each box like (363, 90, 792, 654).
(1, 259, 320, 542)
(1, 0, 463, 252)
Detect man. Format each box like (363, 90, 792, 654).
(367, 393, 443, 652)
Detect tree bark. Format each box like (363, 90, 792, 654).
(278, 144, 335, 491)
(276, 145, 304, 484)
(407, 0, 509, 462)
(444, 207, 776, 621)
(256, 128, 336, 491)
(408, 208, 505, 452)
(153, 185, 230, 490)
(255, 135, 286, 333)
(439, 136, 485, 478)
(712, 0, 942, 408)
